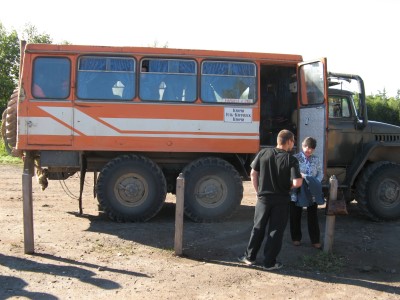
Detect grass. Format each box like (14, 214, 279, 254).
(0, 151, 22, 164)
(297, 252, 346, 273)
(0, 125, 23, 165)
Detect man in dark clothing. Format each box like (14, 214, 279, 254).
(238, 129, 303, 270)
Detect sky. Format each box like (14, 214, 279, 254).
(1, 0, 399, 96)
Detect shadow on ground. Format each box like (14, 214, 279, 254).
(77, 201, 400, 296)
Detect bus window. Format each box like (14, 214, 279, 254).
(299, 61, 324, 105)
(77, 56, 135, 100)
(201, 61, 256, 104)
(32, 57, 71, 99)
(139, 59, 197, 102)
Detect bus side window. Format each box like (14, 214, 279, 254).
(162, 74, 196, 101)
(140, 73, 167, 100)
(139, 59, 196, 102)
(32, 57, 70, 99)
(201, 61, 256, 104)
(77, 56, 135, 100)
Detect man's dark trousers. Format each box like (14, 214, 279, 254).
(244, 195, 290, 267)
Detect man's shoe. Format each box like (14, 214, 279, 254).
(237, 255, 255, 266)
(263, 262, 283, 271)
(312, 243, 322, 250)
(293, 241, 301, 246)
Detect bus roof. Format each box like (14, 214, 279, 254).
(24, 43, 303, 65)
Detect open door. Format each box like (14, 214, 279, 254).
(297, 59, 328, 179)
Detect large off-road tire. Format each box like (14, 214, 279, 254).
(96, 154, 167, 222)
(356, 162, 400, 221)
(1, 89, 18, 156)
(1, 110, 11, 154)
(182, 157, 243, 222)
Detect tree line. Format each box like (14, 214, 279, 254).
(367, 89, 400, 126)
(1, 22, 400, 126)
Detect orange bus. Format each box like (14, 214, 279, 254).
(5, 42, 328, 222)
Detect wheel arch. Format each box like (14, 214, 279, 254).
(346, 142, 400, 188)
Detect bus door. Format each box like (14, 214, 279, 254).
(27, 56, 73, 146)
(297, 59, 328, 178)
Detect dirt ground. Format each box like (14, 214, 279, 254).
(0, 164, 399, 299)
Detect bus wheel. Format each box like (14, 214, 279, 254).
(1, 89, 18, 156)
(356, 162, 400, 221)
(96, 154, 167, 222)
(182, 157, 243, 222)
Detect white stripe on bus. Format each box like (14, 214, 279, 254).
(19, 117, 259, 139)
(102, 117, 258, 133)
(19, 117, 74, 136)
(30, 106, 259, 136)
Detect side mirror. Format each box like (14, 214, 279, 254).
(355, 118, 365, 130)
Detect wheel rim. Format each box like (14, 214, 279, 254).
(194, 175, 227, 208)
(114, 173, 149, 207)
(377, 178, 400, 208)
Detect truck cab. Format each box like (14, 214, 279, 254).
(326, 73, 400, 220)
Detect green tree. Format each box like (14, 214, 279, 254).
(149, 40, 169, 48)
(0, 23, 53, 113)
(22, 23, 52, 44)
(387, 97, 400, 126)
(376, 88, 388, 103)
(0, 23, 20, 113)
(367, 93, 400, 126)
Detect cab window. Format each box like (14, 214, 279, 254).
(329, 96, 351, 118)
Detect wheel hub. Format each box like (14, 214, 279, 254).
(379, 180, 400, 206)
(122, 181, 143, 197)
(195, 178, 226, 207)
(115, 175, 147, 207)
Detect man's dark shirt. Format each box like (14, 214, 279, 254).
(251, 148, 301, 197)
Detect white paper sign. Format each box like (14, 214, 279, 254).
(224, 107, 252, 123)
